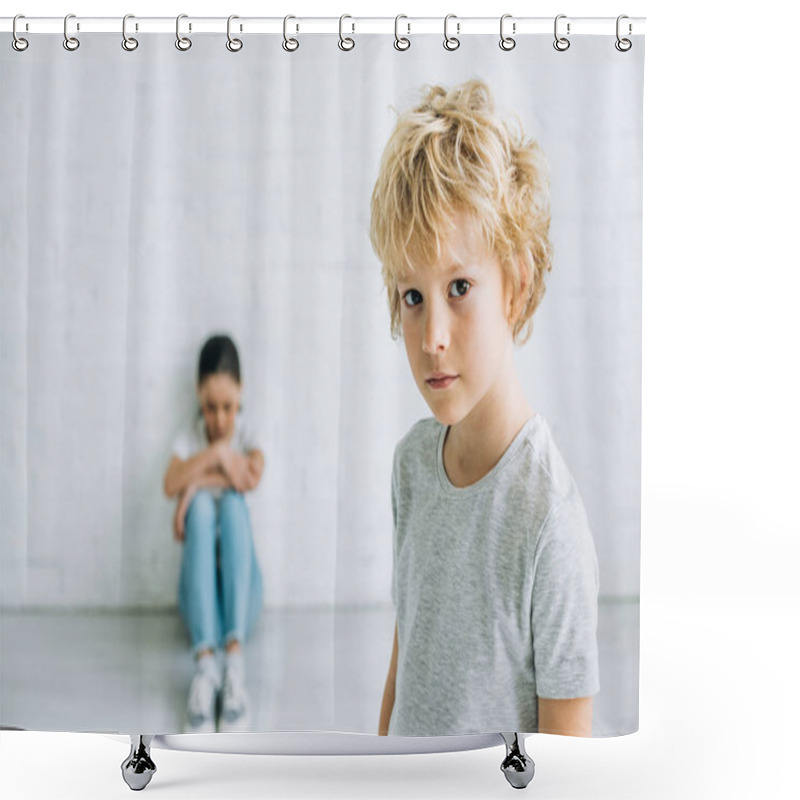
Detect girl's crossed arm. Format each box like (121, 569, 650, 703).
(164, 443, 224, 498)
(168, 445, 265, 541)
(217, 444, 265, 493)
(164, 441, 264, 498)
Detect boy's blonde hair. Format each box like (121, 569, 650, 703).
(370, 80, 552, 344)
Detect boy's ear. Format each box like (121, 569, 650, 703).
(507, 256, 532, 326)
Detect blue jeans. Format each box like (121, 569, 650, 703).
(178, 490, 263, 657)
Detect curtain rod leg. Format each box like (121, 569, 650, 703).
(121, 734, 157, 791)
(500, 732, 535, 789)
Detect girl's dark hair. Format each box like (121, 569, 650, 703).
(198, 334, 241, 386)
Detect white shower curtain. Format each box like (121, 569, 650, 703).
(1, 29, 643, 736)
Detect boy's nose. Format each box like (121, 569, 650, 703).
(422, 302, 450, 354)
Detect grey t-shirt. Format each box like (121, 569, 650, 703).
(389, 414, 600, 736)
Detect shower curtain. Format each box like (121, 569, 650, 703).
(1, 22, 644, 737)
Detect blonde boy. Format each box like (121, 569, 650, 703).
(371, 81, 599, 736)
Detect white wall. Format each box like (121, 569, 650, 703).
(1, 31, 643, 608)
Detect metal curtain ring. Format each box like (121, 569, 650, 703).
(615, 15, 632, 51)
(283, 15, 299, 52)
(12, 14, 29, 51)
(499, 14, 516, 51)
(122, 14, 138, 51)
(63, 13, 80, 51)
(394, 15, 410, 51)
(443, 14, 460, 51)
(338, 14, 355, 51)
(176, 14, 192, 51)
(553, 14, 570, 51)
(226, 15, 243, 52)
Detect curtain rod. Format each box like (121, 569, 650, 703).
(1, 16, 646, 36)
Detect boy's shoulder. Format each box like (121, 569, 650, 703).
(519, 415, 580, 506)
(392, 417, 441, 469)
(392, 417, 444, 482)
(396, 416, 440, 451)
(521, 417, 595, 561)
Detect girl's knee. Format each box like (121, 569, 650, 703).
(219, 490, 247, 520)
(218, 492, 252, 552)
(188, 489, 216, 516)
(185, 490, 216, 529)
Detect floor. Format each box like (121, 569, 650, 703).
(0, 600, 637, 736)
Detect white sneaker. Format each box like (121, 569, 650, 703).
(185, 655, 220, 733)
(219, 657, 251, 732)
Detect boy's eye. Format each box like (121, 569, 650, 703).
(402, 289, 423, 308)
(449, 279, 471, 298)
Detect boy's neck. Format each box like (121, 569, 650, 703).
(442, 372, 533, 489)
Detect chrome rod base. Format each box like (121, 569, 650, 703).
(121, 735, 156, 791)
(500, 732, 535, 789)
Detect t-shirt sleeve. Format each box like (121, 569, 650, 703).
(235, 416, 267, 476)
(237, 416, 263, 453)
(390, 451, 399, 610)
(530, 489, 600, 699)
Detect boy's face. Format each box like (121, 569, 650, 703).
(396, 211, 516, 428)
(198, 373, 241, 443)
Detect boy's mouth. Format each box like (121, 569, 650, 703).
(426, 372, 458, 390)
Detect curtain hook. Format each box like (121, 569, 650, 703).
(553, 14, 570, 52)
(122, 14, 139, 51)
(63, 13, 80, 51)
(176, 14, 192, 51)
(443, 14, 460, 51)
(283, 15, 299, 52)
(615, 15, 632, 52)
(499, 14, 516, 51)
(226, 15, 243, 52)
(12, 14, 29, 52)
(338, 14, 355, 51)
(394, 14, 410, 51)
